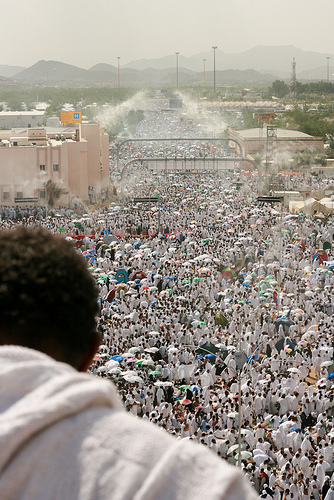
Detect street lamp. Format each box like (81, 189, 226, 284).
(203, 58, 206, 88)
(175, 52, 180, 90)
(212, 46, 217, 96)
(117, 57, 121, 88)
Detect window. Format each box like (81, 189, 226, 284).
(40, 190, 46, 199)
(13, 141, 17, 146)
(2, 192, 9, 201)
(16, 192, 23, 199)
(53, 164, 59, 172)
(40, 164, 45, 171)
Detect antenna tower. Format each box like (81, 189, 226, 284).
(291, 58, 296, 98)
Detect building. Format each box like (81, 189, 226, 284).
(228, 127, 324, 158)
(0, 111, 47, 129)
(0, 123, 109, 207)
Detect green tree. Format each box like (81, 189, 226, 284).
(45, 180, 68, 208)
(269, 80, 290, 99)
(294, 150, 327, 171)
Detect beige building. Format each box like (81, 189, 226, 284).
(228, 127, 324, 158)
(0, 111, 47, 129)
(0, 123, 109, 207)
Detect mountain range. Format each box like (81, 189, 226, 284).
(0, 45, 332, 86)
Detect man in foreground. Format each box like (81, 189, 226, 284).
(0, 227, 257, 499)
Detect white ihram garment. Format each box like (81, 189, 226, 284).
(0, 346, 257, 500)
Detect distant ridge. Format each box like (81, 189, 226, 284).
(5, 60, 275, 86)
(0, 45, 333, 85)
(0, 64, 25, 78)
(125, 45, 333, 76)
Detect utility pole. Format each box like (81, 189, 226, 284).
(117, 57, 121, 88)
(212, 46, 217, 96)
(175, 52, 180, 90)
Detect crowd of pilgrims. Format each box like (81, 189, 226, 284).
(2, 169, 334, 499)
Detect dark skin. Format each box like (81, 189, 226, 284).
(0, 329, 102, 373)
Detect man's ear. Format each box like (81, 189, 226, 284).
(77, 331, 102, 372)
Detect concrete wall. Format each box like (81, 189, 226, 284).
(0, 112, 46, 129)
(0, 123, 109, 207)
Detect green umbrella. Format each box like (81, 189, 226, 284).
(58, 228, 65, 232)
(182, 279, 190, 284)
(97, 274, 109, 281)
(179, 384, 190, 390)
(136, 360, 154, 366)
(193, 277, 201, 282)
(148, 370, 162, 376)
(215, 314, 228, 326)
(234, 451, 252, 460)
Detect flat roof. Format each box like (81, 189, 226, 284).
(0, 110, 46, 116)
(232, 128, 316, 139)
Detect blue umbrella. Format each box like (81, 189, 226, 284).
(242, 283, 250, 288)
(290, 426, 300, 432)
(327, 372, 334, 380)
(190, 384, 201, 391)
(111, 355, 125, 362)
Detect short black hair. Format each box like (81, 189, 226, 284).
(0, 227, 98, 366)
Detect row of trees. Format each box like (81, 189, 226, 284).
(268, 80, 334, 99)
(0, 87, 136, 115)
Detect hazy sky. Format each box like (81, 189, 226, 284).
(2, 0, 334, 69)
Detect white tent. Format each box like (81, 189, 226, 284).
(289, 198, 330, 215)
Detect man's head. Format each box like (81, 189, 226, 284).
(0, 227, 99, 370)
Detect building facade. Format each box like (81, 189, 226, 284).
(228, 127, 324, 158)
(0, 111, 47, 129)
(0, 123, 109, 207)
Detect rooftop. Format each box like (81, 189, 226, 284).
(233, 128, 316, 139)
(0, 110, 46, 116)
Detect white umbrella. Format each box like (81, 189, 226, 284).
(107, 367, 121, 375)
(105, 360, 119, 368)
(123, 375, 144, 383)
(321, 361, 334, 368)
(227, 412, 239, 419)
(128, 347, 141, 354)
(288, 367, 301, 375)
(96, 366, 108, 373)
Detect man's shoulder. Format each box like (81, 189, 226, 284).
(74, 408, 259, 499)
